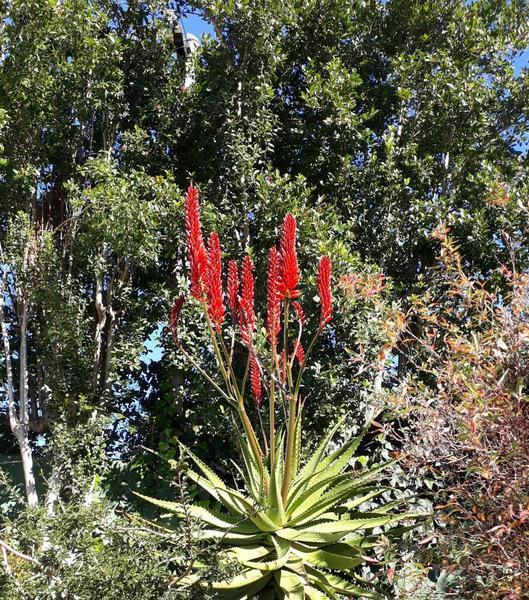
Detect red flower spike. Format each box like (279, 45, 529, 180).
(169, 295, 185, 343)
(292, 340, 305, 367)
(185, 185, 208, 299)
(250, 354, 262, 406)
(267, 247, 281, 348)
(227, 259, 239, 322)
(278, 213, 301, 300)
(318, 256, 333, 328)
(292, 301, 306, 325)
(205, 232, 225, 330)
(239, 255, 255, 347)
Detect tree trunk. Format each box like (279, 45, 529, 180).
(91, 270, 107, 390)
(45, 464, 60, 516)
(17, 429, 38, 506)
(16, 303, 39, 506)
(0, 285, 39, 506)
(101, 305, 116, 394)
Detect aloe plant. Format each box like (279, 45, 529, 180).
(138, 187, 421, 598)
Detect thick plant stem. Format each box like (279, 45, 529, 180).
(283, 301, 293, 391)
(238, 405, 264, 470)
(280, 298, 298, 501)
(240, 349, 251, 397)
(18, 430, 38, 507)
(256, 405, 269, 455)
(281, 395, 297, 502)
(218, 333, 241, 395)
(17, 305, 38, 506)
(202, 301, 264, 471)
(1, 286, 38, 506)
(269, 363, 276, 473)
(204, 307, 232, 393)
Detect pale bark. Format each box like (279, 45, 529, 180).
(83, 474, 97, 507)
(373, 347, 389, 397)
(45, 464, 61, 516)
(91, 270, 107, 390)
(18, 433, 38, 506)
(99, 269, 116, 394)
(18, 304, 29, 425)
(101, 305, 116, 393)
(0, 537, 40, 568)
(0, 282, 39, 506)
(95, 260, 129, 395)
(1, 544, 10, 574)
(373, 370, 384, 396)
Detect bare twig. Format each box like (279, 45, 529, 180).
(0, 538, 41, 569)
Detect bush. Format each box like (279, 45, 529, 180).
(0, 417, 217, 599)
(398, 229, 529, 597)
(0, 498, 184, 600)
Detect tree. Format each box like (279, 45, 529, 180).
(177, 0, 529, 280)
(129, 1, 525, 472)
(0, 0, 182, 502)
(0, 2, 528, 593)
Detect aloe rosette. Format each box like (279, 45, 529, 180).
(138, 417, 420, 599)
(138, 186, 422, 599)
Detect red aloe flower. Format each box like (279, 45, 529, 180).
(278, 213, 300, 300)
(267, 247, 281, 348)
(185, 185, 208, 299)
(292, 340, 305, 367)
(205, 232, 225, 330)
(169, 294, 185, 343)
(238, 255, 255, 347)
(250, 353, 262, 406)
(318, 255, 333, 327)
(292, 301, 306, 325)
(227, 259, 239, 322)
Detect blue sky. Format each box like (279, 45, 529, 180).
(180, 12, 214, 40)
(513, 49, 529, 75)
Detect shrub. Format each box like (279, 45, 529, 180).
(0, 417, 214, 600)
(399, 229, 529, 597)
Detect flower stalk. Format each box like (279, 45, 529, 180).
(172, 187, 333, 499)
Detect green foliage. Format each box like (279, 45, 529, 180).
(0, 416, 222, 599)
(0, 500, 181, 600)
(0, 0, 528, 595)
(69, 158, 179, 268)
(154, 0, 529, 452)
(179, 0, 529, 279)
(2, 0, 527, 454)
(0, 0, 185, 438)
